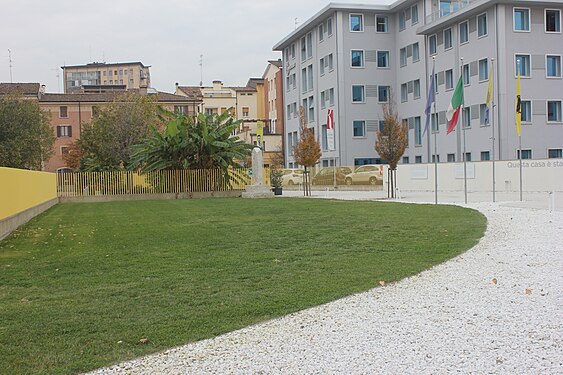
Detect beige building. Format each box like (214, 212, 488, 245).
(62, 62, 151, 93)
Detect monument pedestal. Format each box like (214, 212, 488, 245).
(242, 185, 274, 198)
(242, 147, 274, 199)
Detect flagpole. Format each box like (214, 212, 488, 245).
(461, 57, 467, 204)
(517, 60, 523, 202)
(432, 57, 438, 205)
(491, 58, 496, 202)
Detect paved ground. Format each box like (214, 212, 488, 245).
(89, 191, 563, 374)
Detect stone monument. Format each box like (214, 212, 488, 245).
(242, 147, 274, 198)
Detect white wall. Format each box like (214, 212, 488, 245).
(387, 159, 563, 193)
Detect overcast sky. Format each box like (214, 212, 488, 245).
(1, 0, 394, 93)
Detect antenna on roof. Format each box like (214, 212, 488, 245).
(199, 54, 203, 87)
(51, 68, 61, 93)
(294, 18, 299, 29)
(8, 49, 13, 83)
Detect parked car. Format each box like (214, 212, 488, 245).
(281, 169, 304, 186)
(345, 164, 383, 185)
(311, 167, 352, 186)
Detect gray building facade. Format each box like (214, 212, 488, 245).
(273, 0, 563, 167)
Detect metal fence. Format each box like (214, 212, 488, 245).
(56, 168, 270, 197)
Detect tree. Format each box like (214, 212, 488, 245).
(79, 92, 161, 171)
(375, 92, 407, 198)
(0, 94, 54, 170)
(293, 106, 321, 196)
(129, 109, 253, 172)
(61, 141, 84, 170)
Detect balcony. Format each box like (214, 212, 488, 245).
(426, 0, 477, 24)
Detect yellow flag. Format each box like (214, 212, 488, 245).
(484, 69, 493, 125)
(515, 70, 521, 136)
(256, 120, 263, 147)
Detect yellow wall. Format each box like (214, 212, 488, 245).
(0, 167, 57, 220)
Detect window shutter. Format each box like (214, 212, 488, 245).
(57, 126, 61, 137)
(68, 126, 72, 137)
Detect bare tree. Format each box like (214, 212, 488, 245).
(375, 92, 407, 198)
(293, 106, 321, 196)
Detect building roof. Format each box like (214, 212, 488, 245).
(39, 90, 200, 103)
(61, 61, 150, 69)
(232, 86, 257, 93)
(246, 78, 264, 89)
(272, 0, 419, 51)
(176, 86, 204, 100)
(0, 82, 40, 95)
(268, 59, 283, 68)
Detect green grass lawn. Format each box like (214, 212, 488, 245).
(0, 198, 486, 374)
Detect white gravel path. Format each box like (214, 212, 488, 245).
(89, 202, 563, 374)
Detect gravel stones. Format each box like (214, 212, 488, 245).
(88, 203, 562, 374)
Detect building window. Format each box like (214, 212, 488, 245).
(287, 104, 291, 119)
(301, 68, 307, 93)
(321, 125, 328, 151)
(481, 151, 490, 161)
(445, 69, 454, 90)
(328, 53, 334, 71)
(431, 113, 439, 133)
(414, 117, 422, 145)
(465, 152, 472, 162)
(413, 79, 421, 99)
(447, 153, 455, 162)
(400, 48, 407, 67)
(547, 100, 562, 122)
(514, 8, 530, 31)
(59, 106, 68, 118)
(463, 64, 470, 85)
(56, 125, 72, 137)
(521, 100, 531, 122)
(478, 13, 488, 37)
(308, 96, 315, 122)
(432, 154, 440, 163)
(174, 106, 186, 114)
(415, 156, 422, 164)
(460, 21, 469, 44)
(378, 86, 389, 103)
(548, 149, 563, 158)
(329, 88, 335, 106)
(320, 57, 325, 76)
(515, 54, 531, 77)
(351, 50, 364, 67)
(401, 83, 408, 102)
(352, 85, 365, 102)
(402, 156, 409, 164)
(429, 34, 437, 55)
(412, 43, 420, 62)
(319, 23, 324, 42)
(353, 120, 365, 137)
(480, 103, 489, 126)
(444, 28, 453, 49)
(376, 15, 388, 32)
(411, 4, 419, 24)
(327, 17, 333, 35)
(463, 107, 471, 128)
(300, 36, 306, 61)
(378, 120, 385, 133)
(517, 149, 532, 159)
(306, 33, 313, 59)
(321, 91, 326, 109)
(545, 9, 561, 32)
(377, 51, 390, 68)
(60, 146, 70, 156)
(242, 107, 249, 117)
(399, 11, 406, 31)
(479, 58, 489, 81)
(350, 14, 363, 32)
(546, 55, 562, 77)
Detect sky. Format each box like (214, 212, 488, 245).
(1, 0, 394, 93)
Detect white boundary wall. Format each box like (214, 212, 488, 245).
(388, 159, 563, 193)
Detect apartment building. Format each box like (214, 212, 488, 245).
(37, 88, 201, 172)
(273, 0, 563, 167)
(62, 62, 151, 93)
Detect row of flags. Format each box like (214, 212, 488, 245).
(424, 62, 522, 138)
(324, 62, 522, 149)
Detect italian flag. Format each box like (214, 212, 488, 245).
(446, 76, 464, 134)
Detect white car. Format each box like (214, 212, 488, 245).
(345, 165, 383, 185)
(281, 169, 304, 186)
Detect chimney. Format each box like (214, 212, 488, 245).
(212, 80, 222, 90)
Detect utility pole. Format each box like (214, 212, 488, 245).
(199, 54, 203, 87)
(8, 49, 13, 83)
